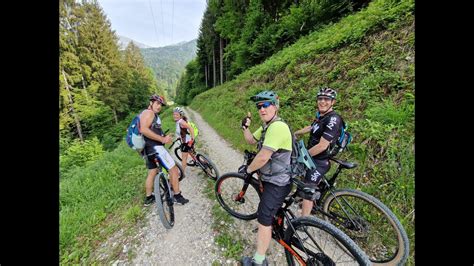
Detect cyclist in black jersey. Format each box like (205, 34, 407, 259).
(140, 95, 189, 206)
(294, 87, 344, 216)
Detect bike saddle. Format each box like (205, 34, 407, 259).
(330, 157, 357, 169)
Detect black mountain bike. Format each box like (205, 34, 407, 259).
(215, 151, 371, 265)
(307, 157, 410, 265)
(144, 152, 185, 229)
(144, 129, 185, 229)
(172, 138, 220, 180)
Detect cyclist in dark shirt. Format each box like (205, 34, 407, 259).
(294, 87, 343, 216)
(140, 95, 189, 206)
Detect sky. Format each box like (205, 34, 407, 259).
(97, 0, 207, 48)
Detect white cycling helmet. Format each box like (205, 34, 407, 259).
(173, 107, 184, 116)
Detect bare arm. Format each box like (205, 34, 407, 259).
(140, 110, 171, 143)
(307, 137, 330, 157)
(243, 128, 257, 145)
(294, 125, 311, 137)
(247, 147, 273, 173)
(180, 120, 195, 139)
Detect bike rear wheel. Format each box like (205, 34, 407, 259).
(284, 216, 370, 266)
(215, 173, 261, 220)
(154, 172, 175, 229)
(174, 146, 196, 166)
(322, 189, 409, 265)
(196, 153, 219, 180)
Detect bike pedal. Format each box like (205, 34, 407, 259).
(252, 227, 258, 233)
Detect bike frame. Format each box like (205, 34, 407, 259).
(235, 173, 324, 266)
(311, 160, 365, 231)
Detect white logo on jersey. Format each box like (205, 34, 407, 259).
(312, 123, 320, 133)
(327, 116, 337, 130)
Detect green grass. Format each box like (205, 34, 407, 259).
(60, 143, 145, 264)
(202, 173, 246, 260)
(59, 106, 177, 264)
(191, 0, 414, 264)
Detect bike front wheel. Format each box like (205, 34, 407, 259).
(154, 172, 175, 229)
(215, 173, 261, 220)
(322, 189, 409, 265)
(196, 153, 219, 180)
(174, 146, 196, 167)
(284, 216, 371, 266)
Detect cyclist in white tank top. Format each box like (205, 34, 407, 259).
(173, 107, 195, 174)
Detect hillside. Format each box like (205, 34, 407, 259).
(190, 0, 414, 263)
(140, 39, 197, 99)
(118, 35, 153, 49)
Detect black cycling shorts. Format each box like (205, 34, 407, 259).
(257, 181, 292, 226)
(180, 142, 193, 153)
(304, 158, 330, 185)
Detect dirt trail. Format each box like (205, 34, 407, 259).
(93, 107, 287, 265)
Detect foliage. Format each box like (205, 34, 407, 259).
(60, 0, 163, 143)
(60, 137, 105, 176)
(191, 0, 415, 263)
(60, 143, 145, 264)
(176, 0, 363, 103)
(140, 39, 197, 99)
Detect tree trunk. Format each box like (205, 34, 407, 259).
(220, 38, 223, 85)
(204, 64, 208, 87)
(112, 108, 118, 124)
(62, 69, 84, 143)
(212, 48, 216, 87)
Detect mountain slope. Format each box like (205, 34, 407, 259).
(118, 35, 152, 49)
(140, 39, 197, 99)
(190, 0, 414, 263)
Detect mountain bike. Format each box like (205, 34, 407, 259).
(214, 151, 371, 265)
(144, 152, 185, 229)
(143, 129, 185, 229)
(172, 138, 220, 180)
(306, 157, 410, 265)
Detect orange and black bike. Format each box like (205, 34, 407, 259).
(215, 150, 371, 265)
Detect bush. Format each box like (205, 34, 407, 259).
(60, 137, 105, 176)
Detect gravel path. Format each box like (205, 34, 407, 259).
(93, 107, 288, 265)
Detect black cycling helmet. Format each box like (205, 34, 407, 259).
(250, 90, 280, 108)
(149, 94, 167, 106)
(317, 87, 337, 100)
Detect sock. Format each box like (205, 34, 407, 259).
(253, 252, 265, 264)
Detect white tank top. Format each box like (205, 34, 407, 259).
(176, 118, 191, 143)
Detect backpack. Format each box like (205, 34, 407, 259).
(188, 121, 199, 139)
(315, 111, 352, 158)
(126, 111, 145, 152)
(327, 120, 352, 157)
(257, 118, 309, 177)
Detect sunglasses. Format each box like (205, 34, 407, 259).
(256, 101, 273, 110)
(317, 97, 333, 102)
